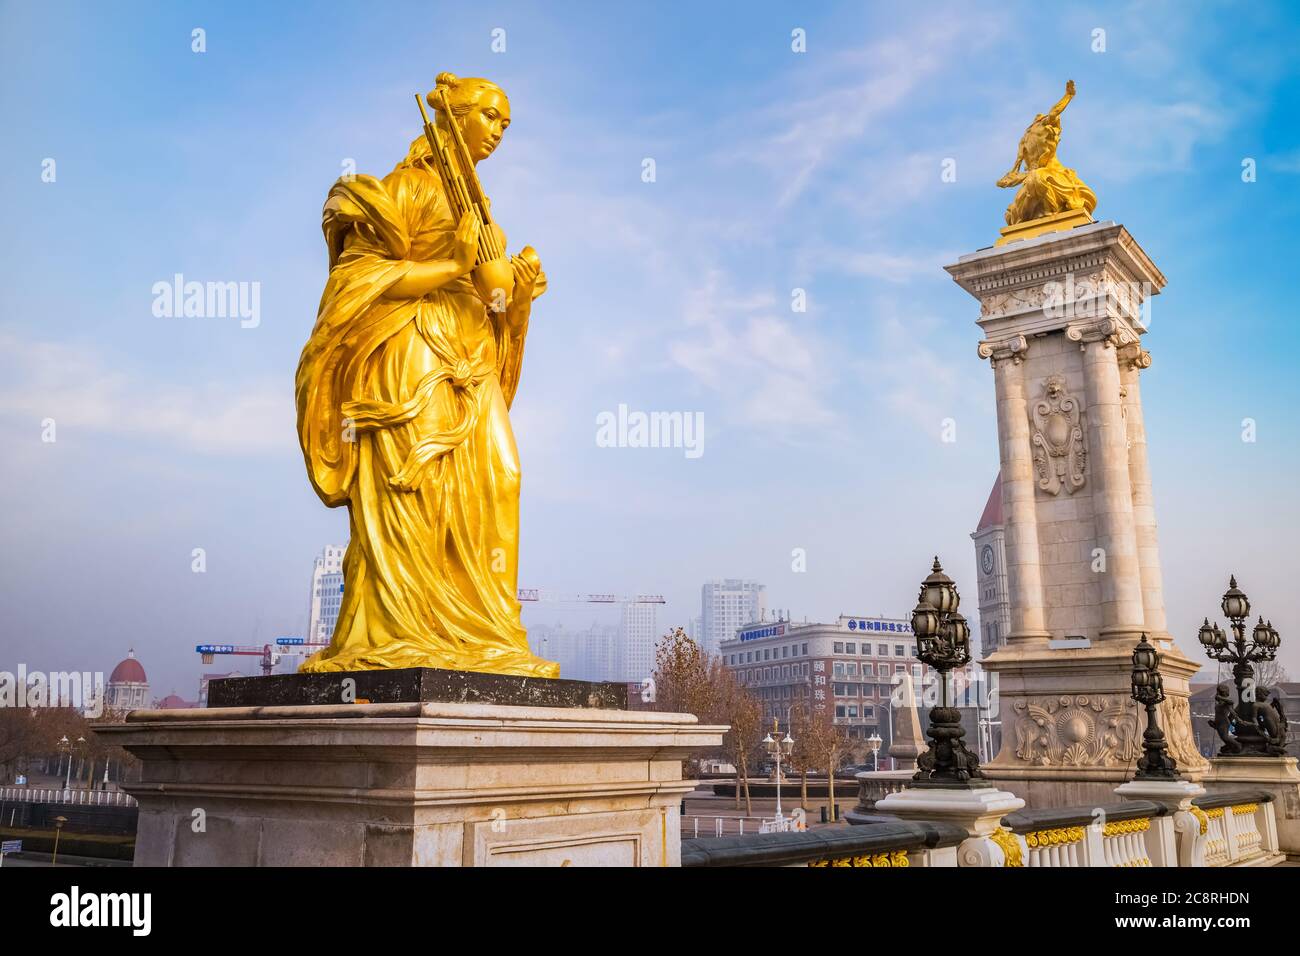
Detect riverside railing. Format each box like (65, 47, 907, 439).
(0, 786, 136, 808)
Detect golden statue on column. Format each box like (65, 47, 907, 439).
(295, 73, 559, 678)
(995, 80, 1097, 245)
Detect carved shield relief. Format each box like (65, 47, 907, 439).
(1030, 374, 1087, 496)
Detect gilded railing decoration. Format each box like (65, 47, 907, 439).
(810, 850, 910, 868)
(989, 827, 1024, 867)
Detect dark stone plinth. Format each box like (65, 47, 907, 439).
(206, 667, 628, 710)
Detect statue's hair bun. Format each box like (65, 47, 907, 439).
(428, 72, 459, 107)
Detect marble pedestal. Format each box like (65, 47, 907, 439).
(97, 701, 725, 867)
(977, 640, 1206, 809)
(1201, 756, 1300, 855)
(945, 222, 1207, 808)
(875, 786, 1026, 867)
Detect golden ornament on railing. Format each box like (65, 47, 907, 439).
(1103, 817, 1151, 838)
(1025, 825, 1085, 848)
(1189, 806, 1209, 836)
(811, 849, 909, 868)
(989, 827, 1024, 867)
(1231, 803, 1258, 816)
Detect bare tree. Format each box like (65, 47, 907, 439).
(717, 668, 763, 815)
(804, 694, 850, 821)
(652, 627, 727, 778)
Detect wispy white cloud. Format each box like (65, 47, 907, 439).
(669, 270, 834, 429)
(715, 14, 1005, 208)
(0, 328, 291, 455)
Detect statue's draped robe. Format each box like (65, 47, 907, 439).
(295, 159, 558, 677)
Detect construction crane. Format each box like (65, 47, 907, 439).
(516, 590, 665, 605)
(195, 593, 663, 674)
(195, 638, 329, 676)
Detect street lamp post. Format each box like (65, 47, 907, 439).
(867, 732, 882, 771)
(51, 815, 68, 867)
(762, 718, 794, 824)
(58, 736, 71, 791)
(909, 557, 986, 787)
(1130, 634, 1179, 780)
(1197, 575, 1287, 756)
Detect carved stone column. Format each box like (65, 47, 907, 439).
(944, 222, 1206, 806)
(1117, 344, 1168, 637)
(1069, 321, 1145, 641)
(980, 335, 1049, 644)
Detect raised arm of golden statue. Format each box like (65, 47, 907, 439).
(294, 72, 559, 678)
(994, 80, 1098, 245)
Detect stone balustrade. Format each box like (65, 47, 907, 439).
(1191, 791, 1279, 867)
(681, 818, 967, 868)
(849, 770, 912, 813)
(1002, 801, 1164, 867)
(686, 788, 1283, 868)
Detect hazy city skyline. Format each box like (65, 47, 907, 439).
(4, 2, 1299, 698)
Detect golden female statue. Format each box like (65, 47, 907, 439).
(295, 72, 559, 678)
(996, 80, 1097, 227)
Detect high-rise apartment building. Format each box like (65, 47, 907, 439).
(616, 601, 658, 681)
(307, 545, 346, 646)
(700, 579, 766, 655)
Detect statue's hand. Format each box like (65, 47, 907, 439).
(452, 212, 480, 276)
(1065, 79, 1076, 97)
(511, 246, 542, 300)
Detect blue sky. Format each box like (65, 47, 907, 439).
(2, 1, 1299, 698)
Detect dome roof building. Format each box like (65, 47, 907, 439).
(106, 649, 150, 713)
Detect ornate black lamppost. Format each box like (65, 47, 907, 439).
(1197, 575, 1287, 757)
(909, 558, 985, 787)
(1130, 634, 1179, 780)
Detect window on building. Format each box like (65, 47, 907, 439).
(833, 662, 845, 678)
(895, 644, 906, 656)
(848, 706, 858, 718)
(802, 643, 809, 655)
(835, 705, 845, 719)
(862, 662, 874, 676)
(878, 644, 888, 656)
(782, 646, 789, 658)
(847, 663, 857, 676)
(833, 642, 844, 654)
(846, 643, 855, 654)
(895, 664, 905, 674)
